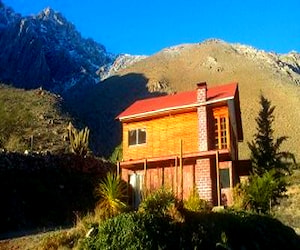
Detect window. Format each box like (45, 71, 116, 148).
(214, 113, 229, 149)
(128, 128, 146, 146)
(220, 168, 230, 188)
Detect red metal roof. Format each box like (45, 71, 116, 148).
(117, 82, 238, 120)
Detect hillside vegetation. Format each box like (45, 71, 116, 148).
(0, 84, 71, 153)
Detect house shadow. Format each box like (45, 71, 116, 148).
(63, 73, 165, 157)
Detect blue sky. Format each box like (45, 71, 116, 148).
(3, 0, 300, 55)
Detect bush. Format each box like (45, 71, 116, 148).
(81, 210, 300, 250)
(184, 188, 211, 212)
(246, 171, 283, 213)
(138, 188, 177, 216)
(81, 212, 178, 250)
(67, 122, 90, 156)
(94, 172, 128, 220)
(82, 212, 176, 250)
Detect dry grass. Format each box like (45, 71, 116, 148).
(273, 169, 300, 234)
(0, 231, 55, 250)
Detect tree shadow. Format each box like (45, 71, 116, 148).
(63, 73, 165, 157)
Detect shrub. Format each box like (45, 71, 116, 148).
(245, 171, 285, 213)
(138, 188, 176, 216)
(231, 183, 248, 210)
(68, 122, 90, 156)
(184, 187, 211, 212)
(94, 172, 128, 220)
(81, 212, 178, 250)
(81, 210, 300, 250)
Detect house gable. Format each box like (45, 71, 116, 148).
(117, 82, 246, 207)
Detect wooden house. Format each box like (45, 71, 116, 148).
(117, 82, 247, 207)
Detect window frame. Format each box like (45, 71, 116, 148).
(128, 128, 147, 146)
(213, 108, 230, 150)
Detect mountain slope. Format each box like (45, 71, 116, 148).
(0, 4, 115, 92)
(0, 84, 71, 153)
(71, 40, 300, 159)
(114, 40, 300, 160)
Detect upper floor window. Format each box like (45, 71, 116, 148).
(128, 128, 146, 146)
(213, 108, 230, 150)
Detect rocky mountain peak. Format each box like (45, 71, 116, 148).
(37, 7, 66, 26)
(0, 2, 116, 93)
(40, 7, 55, 17)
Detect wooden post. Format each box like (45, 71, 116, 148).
(162, 165, 164, 186)
(116, 161, 120, 177)
(144, 159, 147, 191)
(175, 156, 178, 197)
(180, 139, 183, 200)
(216, 150, 221, 206)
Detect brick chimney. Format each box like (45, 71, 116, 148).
(197, 82, 208, 151)
(195, 82, 213, 203)
(197, 82, 207, 103)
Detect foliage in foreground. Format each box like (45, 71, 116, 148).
(81, 210, 300, 250)
(38, 186, 300, 249)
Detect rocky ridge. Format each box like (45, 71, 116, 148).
(0, 3, 116, 92)
(99, 54, 147, 80)
(232, 42, 300, 86)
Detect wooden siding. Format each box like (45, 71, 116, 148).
(122, 111, 199, 161)
(121, 161, 197, 200)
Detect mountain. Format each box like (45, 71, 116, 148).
(67, 39, 300, 159)
(0, 3, 115, 92)
(113, 40, 300, 159)
(0, 2, 299, 160)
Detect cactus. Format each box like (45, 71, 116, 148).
(67, 122, 90, 156)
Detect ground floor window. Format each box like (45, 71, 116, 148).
(220, 168, 230, 188)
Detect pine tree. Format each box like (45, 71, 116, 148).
(248, 94, 295, 177)
(247, 94, 296, 206)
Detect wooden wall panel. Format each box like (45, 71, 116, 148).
(122, 111, 199, 161)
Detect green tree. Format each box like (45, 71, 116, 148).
(248, 94, 295, 177)
(247, 94, 296, 207)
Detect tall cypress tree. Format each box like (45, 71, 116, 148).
(246, 94, 296, 210)
(248, 94, 295, 177)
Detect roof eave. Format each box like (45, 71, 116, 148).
(118, 96, 234, 122)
